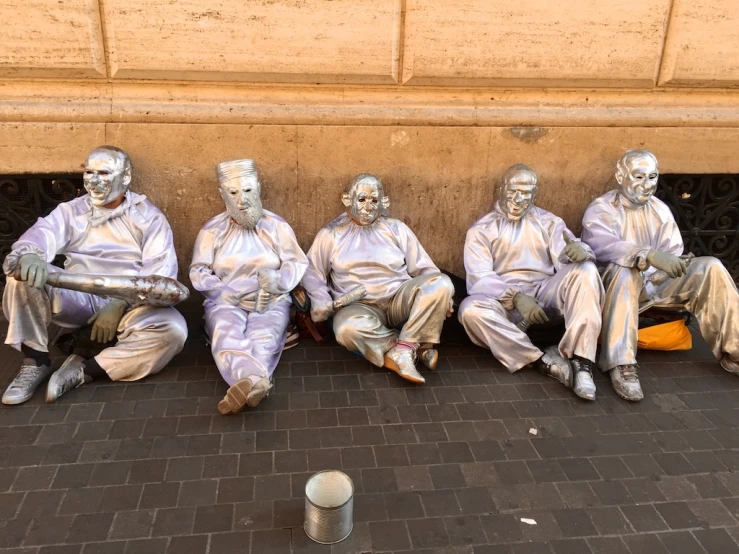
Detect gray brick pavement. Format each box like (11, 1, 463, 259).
(0, 313, 738, 553)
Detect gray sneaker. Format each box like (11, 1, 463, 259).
(46, 354, 88, 403)
(610, 364, 644, 402)
(2, 359, 53, 405)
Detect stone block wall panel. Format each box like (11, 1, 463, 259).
(0, 0, 106, 78)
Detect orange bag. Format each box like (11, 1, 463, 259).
(637, 319, 692, 351)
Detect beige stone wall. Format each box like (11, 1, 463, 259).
(1, 1, 738, 278)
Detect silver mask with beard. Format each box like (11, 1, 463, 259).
(497, 164, 539, 222)
(216, 159, 264, 229)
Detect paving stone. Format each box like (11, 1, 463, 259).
(12, 465, 58, 491)
(108, 509, 155, 540)
(394, 465, 433, 491)
(234, 500, 273, 530)
(430, 464, 467, 489)
(622, 533, 670, 554)
(692, 528, 739, 554)
(553, 509, 598, 538)
(151, 506, 195, 536)
(621, 504, 669, 532)
(657, 531, 710, 554)
(167, 535, 209, 553)
(123, 538, 167, 554)
(408, 517, 451, 549)
(588, 506, 633, 535)
(369, 520, 411, 551)
(385, 491, 424, 520)
(59, 487, 107, 515)
(193, 503, 234, 533)
(24, 515, 74, 546)
(655, 501, 702, 529)
(444, 515, 488, 546)
(353, 493, 388, 522)
(18, 490, 66, 518)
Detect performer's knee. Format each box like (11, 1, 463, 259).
(333, 320, 361, 347)
(606, 263, 641, 291)
(420, 273, 455, 301)
(3, 275, 41, 299)
(161, 311, 188, 351)
(692, 256, 726, 278)
(458, 295, 500, 327)
(569, 261, 603, 289)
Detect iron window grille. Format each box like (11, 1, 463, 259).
(0, 174, 84, 295)
(656, 174, 739, 284)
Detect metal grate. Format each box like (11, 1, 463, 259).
(0, 174, 84, 294)
(656, 174, 739, 284)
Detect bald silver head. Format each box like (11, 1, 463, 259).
(615, 150, 659, 207)
(216, 159, 264, 229)
(83, 146, 133, 208)
(498, 164, 538, 222)
(341, 173, 390, 226)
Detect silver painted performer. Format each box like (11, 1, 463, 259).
(582, 149, 739, 401)
(302, 174, 454, 384)
(2, 146, 188, 405)
(190, 159, 308, 415)
(458, 164, 603, 400)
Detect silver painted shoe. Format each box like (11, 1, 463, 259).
(384, 346, 425, 384)
(720, 355, 739, 376)
(247, 377, 273, 408)
(46, 354, 87, 403)
(418, 348, 438, 371)
(534, 346, 572, 388)
(218, 377, 274, 415)
(570, 357, 596, 401)
(2, 359, 53, 405)
(218, 378, 252, 415)
(610, 364, 644, 402)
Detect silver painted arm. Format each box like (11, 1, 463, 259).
(464, 225, 518, 306)
(302, 228, 335, 308)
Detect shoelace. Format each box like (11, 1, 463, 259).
(10, 366, 44, 389)
(619, 365, 638, 382)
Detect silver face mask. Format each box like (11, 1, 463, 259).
(498, 168, 538, 222)
(616, 152, 659, 207)
(341, 174, 390, 226)
(219, 175, 263, 229)
(83, 149, 131, 208)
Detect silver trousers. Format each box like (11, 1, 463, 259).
(332, 273, 454, 367)
(204, 301, 290, 386)
(599, 256, 739, 371)
(3, 277, 187, 381)
(459, 262, 604, 372)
